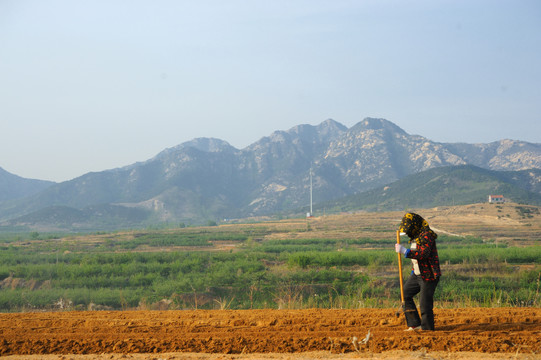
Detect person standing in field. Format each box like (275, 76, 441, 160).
(395, 212, 441, 331)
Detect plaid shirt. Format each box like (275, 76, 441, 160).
(406, 230, 441, 281)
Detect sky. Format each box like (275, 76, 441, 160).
(1, 0, 540, 182)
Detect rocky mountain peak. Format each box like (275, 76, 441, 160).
(180, 138, 236, 153)
(247, 119, 347, 151)
(315, 119, 348, 139)
(317, 118, 347, 131)
(352, 117, 407, 135)
(152, 138, 237, 162)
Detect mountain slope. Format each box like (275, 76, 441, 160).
(0, 167, 55, 202)
(318, 165, 541, 213)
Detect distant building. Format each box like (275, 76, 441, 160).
(488, 195, 505, 203)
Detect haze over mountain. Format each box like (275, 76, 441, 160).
(0, 167, 55, 202)
(1, 118, 540, 231)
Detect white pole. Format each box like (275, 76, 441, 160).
(310, 167, 313, 216)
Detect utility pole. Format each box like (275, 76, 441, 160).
(308, 167, 313, 218)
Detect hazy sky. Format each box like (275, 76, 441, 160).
(1, 0, 540, 182)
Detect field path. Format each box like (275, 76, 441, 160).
(1, 308, 539, 357)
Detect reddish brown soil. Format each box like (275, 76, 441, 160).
(0, 308, 539, 358)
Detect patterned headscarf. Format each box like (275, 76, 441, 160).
(399, 212, 437, 244)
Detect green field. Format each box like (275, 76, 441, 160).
(1, 211, 539, 312)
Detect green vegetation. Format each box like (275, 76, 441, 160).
(0, 227, 539, 312)
(319, 165, 541, 213)
(516, 206, 540, 219)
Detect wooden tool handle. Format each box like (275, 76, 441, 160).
(397, 230, 405, 303)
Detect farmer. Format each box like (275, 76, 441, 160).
(395, 212, 441, 331)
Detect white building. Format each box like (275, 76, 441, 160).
(488, 195, 505, 203)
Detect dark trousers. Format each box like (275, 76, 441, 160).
(403, 273, 439, 330)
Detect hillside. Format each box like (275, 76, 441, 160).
(1, 118, 540, 230)
(0, 167, 54, 202)
(318, 165, 541, 213)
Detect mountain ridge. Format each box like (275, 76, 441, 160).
(0, 167, 55, 202)
(1, 117, 540, 230)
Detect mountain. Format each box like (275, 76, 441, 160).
(1, 118, 540, 230)
(0, 167, 55, 202)
(317, 165, 541, 213)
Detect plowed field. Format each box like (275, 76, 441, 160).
(1, 308, 540, 359)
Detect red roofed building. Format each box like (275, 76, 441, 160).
(488, 195, 505, 203)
